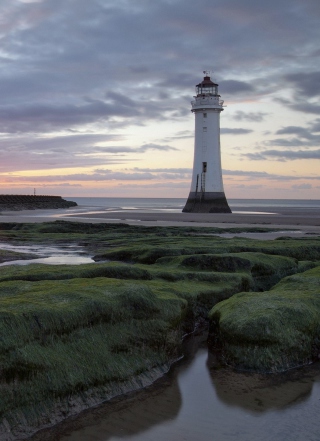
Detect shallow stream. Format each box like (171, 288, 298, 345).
(33, 335, 320, 441)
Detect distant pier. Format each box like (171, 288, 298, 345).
(0, 195, 77, 211)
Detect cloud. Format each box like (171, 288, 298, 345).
(223, 169, 319, 181)
(0, 0, 320, 195)
(0, 92, 186, 134)
(131, 167, 191, 173)
(221, 128, 253, 135)
(8, 167, 319, 189)
(291, 184, 312, 190)
(275, 126, 311, 138)
(275, 72, 320, 116)
(287, 102, 320, 115)
(264, 121, 320, 148)
(220, 80, 255, 95)
(244, 149, 320, 161)
(262, 138, 311, 147)
(6, 166, 191, 184)
(231, 111, 269, 122)
(231, 184, 263, 190)
(284, 71, 320, 97)
(310, 119, 320, 132)
(0, 133, 178, 172)
(136, 143, 178, 153)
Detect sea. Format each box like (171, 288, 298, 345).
(65, 197, 320, 214)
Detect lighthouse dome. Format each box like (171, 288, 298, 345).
(196, 75, 219, 96)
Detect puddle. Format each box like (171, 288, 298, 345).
(0, 243, 94, 266)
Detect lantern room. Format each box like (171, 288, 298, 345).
(196, 74, 219, 96)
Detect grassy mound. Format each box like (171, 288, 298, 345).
(208, 266, 320, 372)
(0, 277, 187, 429)
(0, 221, 319, 434)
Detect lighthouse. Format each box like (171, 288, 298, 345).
(183, 72, 231, 213)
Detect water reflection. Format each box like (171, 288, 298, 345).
(0, 242, 94, 266)
(207, 351, 319, 412)
(47, 336, 320, 441)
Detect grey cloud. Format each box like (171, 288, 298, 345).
(131, 167, 192, 173)
(0, 0, 320, 175)
(223, 169, 272, 178)
(222, 169, 319, 181)
(137, 143, 178, 152)
(284, 71, 320, 97)
(0, 134, 177, 172)
(291, 184, 313, 190)
(264, 123, 320, 147)
(310, 119, 320, 132)
(286, 102, 320, 116)
(13, 168, 189, 183)
(244, 149, 320, 161)
(276, 126, 311, 138)
(160, 130, 193, 142)
(221, 128, 253, 135)
(220, 80, 255, 95)
(262, 138, 308, 148)
(38, 183, 83, 188)
(14, 171, 156, 182)
(0, 92, 181, 134)
(232, 184, 263, 190)
(275, 95, 320, 116)
(231, 111, 269, 122)
(116, 182, 189, 190)
(5, 166, 319, 188)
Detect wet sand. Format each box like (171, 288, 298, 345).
(1, 204, 320, 238)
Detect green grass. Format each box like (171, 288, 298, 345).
(208, 266, 320, 372)
(0, 221, 319, 431)
(0, 249, 37, 264)
(0, 277, 187, 423)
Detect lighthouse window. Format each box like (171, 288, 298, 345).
(202, 162, 207, 173)
(203, 113, 207, 118)
(203, 127, 207, 132)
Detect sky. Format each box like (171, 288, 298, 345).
(0, 0, 319, 200)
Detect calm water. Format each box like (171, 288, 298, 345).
(0, 243, 94, 266)
(53, 336, 320, 441)
(65, 197, 320, 212)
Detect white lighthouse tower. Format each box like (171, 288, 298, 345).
(183, 72, 231, 213)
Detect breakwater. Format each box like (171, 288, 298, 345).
(0, 195, 77, 211)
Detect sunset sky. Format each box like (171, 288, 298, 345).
(0, 0, 319, 199)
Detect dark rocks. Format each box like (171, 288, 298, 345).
(0, 195, 77, 211)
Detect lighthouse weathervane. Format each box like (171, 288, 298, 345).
(183, 72, 231, 213)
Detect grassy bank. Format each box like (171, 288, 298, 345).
(0, 221, 319, 437)
(208, 266, 320, 372)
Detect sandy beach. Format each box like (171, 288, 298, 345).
(1, 203, 320, 239)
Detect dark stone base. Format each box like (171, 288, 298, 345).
(182, 192, 232, 213)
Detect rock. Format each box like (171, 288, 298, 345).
(0, 195, 77, 211)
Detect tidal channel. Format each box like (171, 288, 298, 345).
(31, 334, 320, 441)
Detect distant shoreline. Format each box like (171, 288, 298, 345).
(0, 204, 320, 241)
(0, 195, 77, 211)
